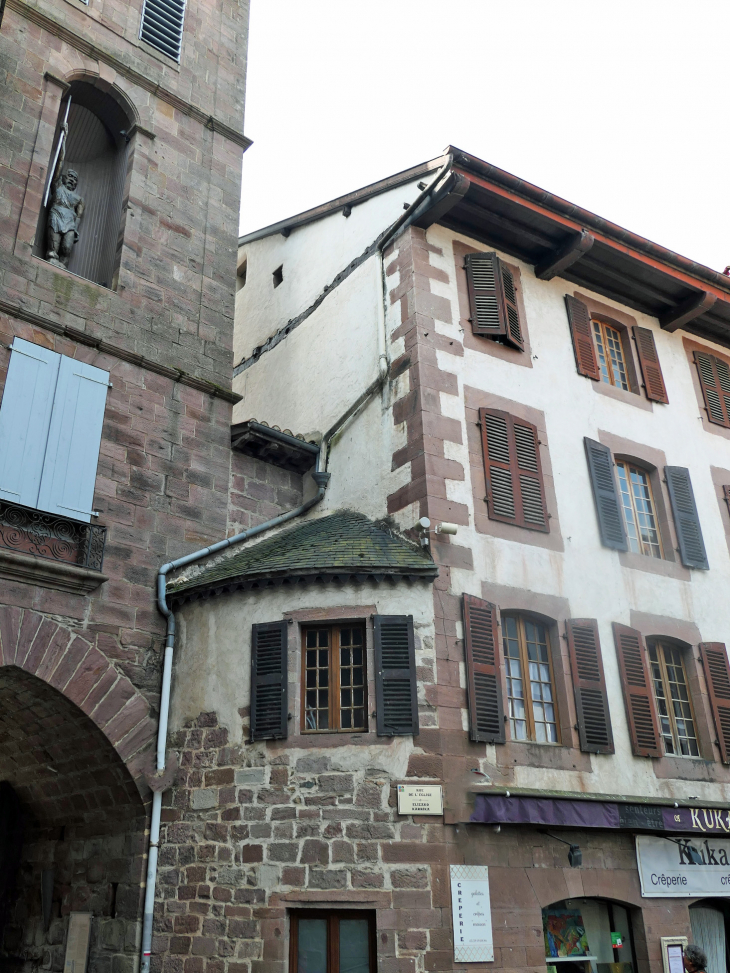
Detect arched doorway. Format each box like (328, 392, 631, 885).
(543, 897, 637, 973)
(690, 901, 730, 973)
(0, 666, 147, 971)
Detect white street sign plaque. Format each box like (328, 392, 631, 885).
(397, 783, 443, 815)
(450, 864, 494, 962)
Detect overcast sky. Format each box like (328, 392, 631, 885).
(239, 1, 729, 273)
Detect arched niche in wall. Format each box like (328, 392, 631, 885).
(34, 80, 135, 289)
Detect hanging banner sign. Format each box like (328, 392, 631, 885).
(636, 835, 730, 897)
(450, 865, 494, 962)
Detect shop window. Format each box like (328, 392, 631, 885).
(615, 461, 663, 558)
(502, 614, 559, 743)
(648, 639, 700, 757)
(289, 910, 375, 973)
(543, 899, 635, 973)
(34, 80, 133, 289)
(302, 625, 367, 732)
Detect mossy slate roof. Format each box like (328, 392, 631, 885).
(168, 510, 438, 597)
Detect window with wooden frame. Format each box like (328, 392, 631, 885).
(479, 408, 549, 533)
(615, 460, 663, 559)
(593, 318, 630, 390)
(565, 297, 668, 403)
(302, 625, 367, 733)
(502, 614, 559, 743)
(647, 640, 700, 757)
(464, 251, 525, 350)
(289, 910, 376, 973)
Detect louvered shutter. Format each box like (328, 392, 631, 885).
(665, 466, 709, 570)
(250, 621, 288, 741)
(699, 643, 730, 764)
(37, 356, 110, 523)
(463, 595, 505, 744)
(633, 326, 669, 404)
(480, 409, 549, 533)
(584, 438, 628, 551)
(499, 262, 524, 351)
(0, 339, 61, 508)
(723, 484, 730, 517)
(565, 619, 614, 753)
(694, 350, 730, 427)
(140, 0, 186, 61)
(465, 252, 524, 351)
(374, 615, 418, 736)
(565, 296, 600, 380)
(613, 623, 662, 757)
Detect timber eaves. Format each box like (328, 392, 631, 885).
(8, 0, 252, 151)
(0, 298, 242, 404)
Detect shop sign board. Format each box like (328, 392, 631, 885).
(450, 864, 493, 963)
(397, 784, 443, 815)
(636, 835, 730, 897)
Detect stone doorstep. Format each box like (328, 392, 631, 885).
(0, 547, 108, 594)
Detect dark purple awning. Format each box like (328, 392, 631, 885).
(471, 794, 730, 834)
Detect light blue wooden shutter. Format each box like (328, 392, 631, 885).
(37, 356, 110, 522)
(0, 339, 61, 507)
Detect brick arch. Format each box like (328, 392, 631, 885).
(0, 607, 156, 798)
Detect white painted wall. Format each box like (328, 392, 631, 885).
(232, 177, 730, 805)
(422, 222, 730, 804)
(234, 177, 426, 366)
(170, 579, 435, 754)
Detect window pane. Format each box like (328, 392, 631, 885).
(339, 918, 370, 973)
(617, 464, 641, 554)
(593, 320, 611, 385)
(604, 324, 629, 390)
(339, 628, 366, 732)
(628, 466, 662, 558)
(650, 641, 700, 757)
(304, 636, 330, 732)
(298, 918, 327, 973)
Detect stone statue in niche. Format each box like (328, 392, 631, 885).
(45, 123, 84, 269)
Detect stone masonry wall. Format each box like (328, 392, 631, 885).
(152, 712, 699, 973)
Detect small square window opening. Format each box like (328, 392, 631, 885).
(272, 265, 283, 288)
(302, 625, 367, 733)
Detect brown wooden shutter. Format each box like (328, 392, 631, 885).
(612, 623, 662, 757)
(633, 326, 669, 403)
(250, 621, 288, 741)
(499, 262, 524, 351)
(565, 295, 600, 380)
(465, 252, 524, 351)
(463, 594, 505, 743)
(480, 408, 549, 533)
(699, 643, 730, 764)
(565, 619, 614, 754)
(694, 350, 730, 427)
(374, 615, 418, 736)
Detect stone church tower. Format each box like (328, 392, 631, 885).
(0, 1, 292, 970)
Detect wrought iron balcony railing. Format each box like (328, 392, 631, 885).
(0, 499, 106, 571)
